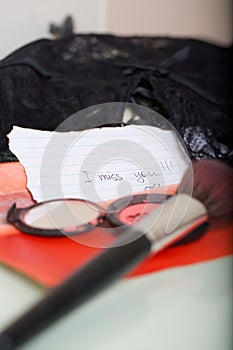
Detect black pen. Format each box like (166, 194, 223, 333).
(0, 194, 208, 350)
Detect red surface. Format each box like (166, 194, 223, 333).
(0, 162, 232, 287)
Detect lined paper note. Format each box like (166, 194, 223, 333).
(8, 125, 190, 202)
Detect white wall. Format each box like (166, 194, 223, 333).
(0, 0, 107, 59)
(0, 0, 232, 59)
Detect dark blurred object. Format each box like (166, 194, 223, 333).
(0, 35, 232, 164)
(180, 159, 233, 224)
(49, 15, 74, 39)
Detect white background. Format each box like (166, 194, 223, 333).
(0, 0, 232, 59)
(0, 0, 107, 59)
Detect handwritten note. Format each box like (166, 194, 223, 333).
(8, 125, 190, 202)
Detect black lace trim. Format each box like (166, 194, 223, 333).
(0, 34, 232, 164)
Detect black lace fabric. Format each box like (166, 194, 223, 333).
(0, 34, 232, 164)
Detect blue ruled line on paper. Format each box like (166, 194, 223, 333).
(8, 125, 189, 202)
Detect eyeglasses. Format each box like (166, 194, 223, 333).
(7, 193, 170, 237)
